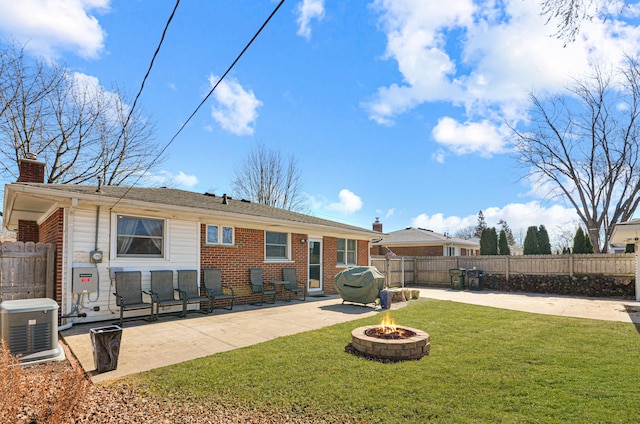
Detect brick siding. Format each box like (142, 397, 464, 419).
(17, 220, 39, 243)
(39, 209, 64, 305)
(200, 225, 370, 303)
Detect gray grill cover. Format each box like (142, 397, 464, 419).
(334, 266, 385, 304)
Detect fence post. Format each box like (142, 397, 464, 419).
(46, 243, 55, 300)
(569, 254, 573, 277)
(401, 257, 405, 288)
(505, 256, 510, 282)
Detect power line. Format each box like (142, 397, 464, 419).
(111, 0, 286, 209)
(123, 0, 181, 135)
(110, 0, 180, 171)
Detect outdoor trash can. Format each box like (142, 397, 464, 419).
(379, 289, 392, 309)
(90, 325, 122, 373)
(467, 269, 483, 291)
(449, 268, 466, 290)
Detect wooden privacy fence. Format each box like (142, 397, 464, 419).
(0, 242, 55, 301)
(372, 254, 635, 287)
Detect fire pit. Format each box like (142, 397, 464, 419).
(350, 314, 430, 361)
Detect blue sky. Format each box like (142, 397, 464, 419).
(2, 0, 640, 246)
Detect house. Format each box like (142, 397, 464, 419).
(2, 157, 386, 323)
(370, 219, 480, 257)
(609, 219, 640, 301)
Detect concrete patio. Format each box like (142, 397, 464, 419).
(60, 288, 640, 383)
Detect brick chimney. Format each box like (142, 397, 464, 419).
(16, 153, 46, 243)
(18, 153, 46, 183)
(373, 217, 383, 233)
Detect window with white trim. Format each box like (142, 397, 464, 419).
(337, 238, 357, 265)
(206, 224, 234, 245)
(117, 215, 164, 257)
(446, 246, 456, 256)
(265, 231, 289, 260)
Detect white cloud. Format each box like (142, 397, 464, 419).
(143, 170, 199, 189)
(365, 0, 640, 152)
(432, 149, 446, 163)
(327, 189, 363, 214)
(412, 201, 579, 240)
(431, 117, 509, 157)
(376, 208, 396, 220)
(0, 0, 109, 60)
(296, 0, 325, 39)
(209, 74, 262, 136)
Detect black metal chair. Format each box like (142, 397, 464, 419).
(149, 270, 184, 319)
(113, 271, 153, 326)
(249, 267, 276, 306)
(202, 268, 235, 311)
(177, 270, 212, 315)
(282, 268, 306, 302)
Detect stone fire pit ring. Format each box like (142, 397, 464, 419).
(351, 325, 430, 361)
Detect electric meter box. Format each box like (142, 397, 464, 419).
(72, 267, 99, 293)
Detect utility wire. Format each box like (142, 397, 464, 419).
(123, 0, 181, 135)
(111, 0, 286, 209)
(110, 0, 180, 170)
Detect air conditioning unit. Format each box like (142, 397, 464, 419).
(0, 298, 65, 364)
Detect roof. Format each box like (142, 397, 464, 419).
(610, 219, 640, 246)
(3, 183, 384, 239)
(371, 227, 478, 248)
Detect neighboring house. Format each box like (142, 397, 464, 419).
(610, 219, 640, 301)
(3, 157, 385, 323)
(370, 219, 480, 257)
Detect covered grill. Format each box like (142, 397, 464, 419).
(334, 266, 385, 305)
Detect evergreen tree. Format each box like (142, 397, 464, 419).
(474, 210, 487, 238)
(523, 226, 540, 254)
(584, 233, 594, 253)
(480, 227, 498, 255)
(499, 229, 511, 255)
(497, 219, 515, 246)
(488, 227, 498, 255)
(537, 225, 552, 254)
(572, 227, 586, 253)
(480, 227, 490, 255)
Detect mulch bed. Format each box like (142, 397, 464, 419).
(3, 341, 354, 424)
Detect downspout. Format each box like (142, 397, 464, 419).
(61, 198, 78, 330)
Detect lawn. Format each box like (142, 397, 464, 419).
(123, 299, 640, 423)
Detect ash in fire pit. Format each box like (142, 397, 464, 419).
(349, 313, 430, 362)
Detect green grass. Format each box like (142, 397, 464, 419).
(123, 299, 640, 423)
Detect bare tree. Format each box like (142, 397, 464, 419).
(231, 143, 307, 212)
(454, 225, 476, 240)
(540, 0, 627, 44)
(512, 58, 640, 252)
(0, 43, 161, 187)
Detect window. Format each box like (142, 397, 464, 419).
(337, 238, 357, 265)
(206, 225, 234, 245)
(265, 231, 288, 260)
(117, 215, 164, 257)
(446, 246, 456, 256)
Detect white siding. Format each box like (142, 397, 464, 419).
(63, 207, 200, 323)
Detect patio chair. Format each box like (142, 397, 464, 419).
(282, 268, 306, 302)
(149, 270, 184, 319)
(113, 271, 153, 326)
(202, 268, 235, 311)
(177, 269, 212, 314)
(249, 267, 277, 306)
